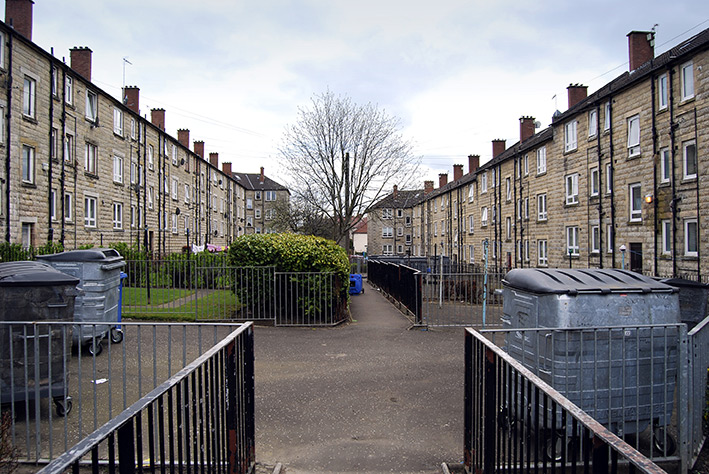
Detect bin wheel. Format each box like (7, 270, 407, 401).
(88, 340, 103, 357)
(544, 430, 574, 462)
(361, 287, 364, 294)
(110, 328, 124, 344)
(652, 425, 677, 456)
(54, 397, 72, 417)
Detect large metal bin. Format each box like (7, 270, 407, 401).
(38, 249, 126, 355)
(659, 277, 709, 328)
(501, 268, 680, 438)
(0, 261, 79, 416)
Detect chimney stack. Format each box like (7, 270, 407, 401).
(468, 155, 480, 174)
(209, 152, 218, 168)
(519, 116, 536, 143)
(150, 108, 165, 131)
(627, 31, 655, 72)
(393, 184, 398, 197)
(453, 164, 463, 181)
(5, 0, 34, 40)
(567, 84, 588, 109)
(260, 167, 265, 183)
(123, 86, 140, 115)
(193, 141, 205, 158)
(424, 180, 434, 195)
(222, 162, 232, 176)
(70, 47, 93, 81)
(492, 139, 506, 158)
(177, 129, 190, 149)
(439, 173, 448, 188)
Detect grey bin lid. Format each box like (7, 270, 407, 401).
(659, 277, 709, 289)
(0, 261, 80, 287)
(37, 248, 122, 262)
(502, 268, 678, 296)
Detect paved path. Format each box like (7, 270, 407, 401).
(253, 281, 465, 474)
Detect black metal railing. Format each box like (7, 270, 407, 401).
(37, 323, 255, 474)
(465, 328, 667, 474)
(368, 260, 422, 323)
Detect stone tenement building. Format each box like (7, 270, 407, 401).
(369, 27, 709, 279)
(233, 168, 291, 235)
(0, 0, 289, 255)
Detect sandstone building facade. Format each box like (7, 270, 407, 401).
(0, 0, 288, 255)
(369, 28, 709, 279)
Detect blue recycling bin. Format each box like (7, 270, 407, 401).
(349, 274, 363, 295)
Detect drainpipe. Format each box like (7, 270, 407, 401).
(651, 74, 658, 276)
(47, 59, 55, 243)
(669, 67, 678, 278)
(608, 99, 617, 268)
(596, 104, 603, 268)
(694, 107, 700, 277)
(5, 34, 13, 242)
(60, 66, 67, 246)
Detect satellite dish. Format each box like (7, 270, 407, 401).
(180, 158, 185, 165)
(534, 121, 541, 129)
(175, 208, 181, 216)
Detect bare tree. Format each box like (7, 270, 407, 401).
(267, 195, 334, 240)
(279, 90, 420, 248)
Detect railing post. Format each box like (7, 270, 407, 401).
(244, 325, 256, 470)
(117, 419, 135, 474)
(226, 339, 238, 474)
(464, 330, 473, 470)
(483, 345, 497, 474)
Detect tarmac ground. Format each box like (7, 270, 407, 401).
(253, 281, 466, 473)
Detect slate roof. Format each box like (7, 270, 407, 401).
(232, 172, 290, 193)
(370, 189, 425, 209)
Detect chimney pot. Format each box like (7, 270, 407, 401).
(70, 46, 93, 81)
(393, 184, 398, 197)
(453, 164, 463, 181)
(177, 129, 190, 149)
(5, 0, 34, 40)
(209, 152, 218, 168)
(222, 162, 232, 176)
(519, 116, 536, 143)
(492, 139, 506, 158)
(439, 173, 448, 188)
(627, 31, 655, 71)
(150, 108, 166, 131)
(468, 154, 480, 174)
(567, 84, 588, 109)
(123, 86, 140, 115)
(193, 141, 205, 158)
(260, 167, 265, 183)
(424, 180, 434, 195)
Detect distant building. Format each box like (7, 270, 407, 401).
(232, 168, 290, 235)
(351, 217, 368, 254)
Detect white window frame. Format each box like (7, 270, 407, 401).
(685, 219, 698, 257)
(564, 120, 577, 152)
(64, 192, 73, 222)
(172, 145, 178, 165)
(172, 178, 179, 200)
(481, 173, 488, 193)
(255, 208, 261, 219)
(662, 220, 672, 255)
(113, 107, 123, 136)
(505, 217, 511, 240)
(172, 214, 178, 234)
(85, 143, 98, 175)
(591, 225, 600, 254)
(468, 215, 474, 234)
(130, 118, 136, 139)
(148, 145, 154, 170)
(265, 191, 276, 201)
(64, 133, 74, 163)
(660, 148, 671, 184)
(84, 195, 98, 228)
(113, 155, 123, 183)
(538, 240, 548, 266)
(566, 226, 580, 256)
(588, 109, 597, 138)
(607, 225, 614, 253)
(50, 189, 57, 221)
(627, 115, 640, 157)
(382, 208, 392, 219)
(21, 144, 34, 184)
(565, 173, 579, 205)
(148, 186, 154, 209)
(604, 102, 611, 131)
(629, 183, 642, 222)
(468, 184, 474, 202)
(65, 76, 73, 105)
(681, 61, 694, 101)
(683, 140, 697, 180)
(382, 227, 393, 238)
(523, 154, 529, 176)
(537, 193, 547, 221)
(85, 90, 98, 122)
(536, 146, 547, 174)
(382, 244, 393, 256)
(481, 207, 488, 227)
(590, 168, 599, 197)
(658, 74, 668, 110)
(505, 177, 511, 201)
(605, 163, 613, 194)
(184, 184, 190, 204)
(23, 76, 36, 118)
(112, 202, 123, 230)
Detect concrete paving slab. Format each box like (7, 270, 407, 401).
(254, 281, 465, 473)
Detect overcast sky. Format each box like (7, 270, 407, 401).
(28, 1, 709, 188)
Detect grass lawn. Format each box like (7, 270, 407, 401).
(122, 287, 241, 321)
